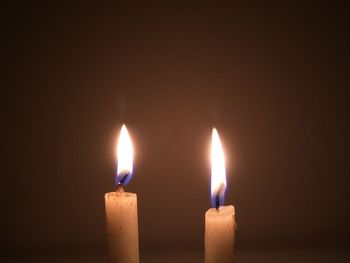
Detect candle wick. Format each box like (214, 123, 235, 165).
(215, 195, 220, 210)
(116, 183, 124, 192)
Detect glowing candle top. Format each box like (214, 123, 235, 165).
(116, 124, 134, 186)
(211, 128, 227, 208)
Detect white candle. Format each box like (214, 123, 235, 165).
(205, 128, 236, 263)
(105, 125, 139, 263)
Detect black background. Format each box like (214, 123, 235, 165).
(2, 1, 350, 258)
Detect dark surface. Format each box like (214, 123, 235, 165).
(1, 0, 350, 257)
(1, 249, 350, 263)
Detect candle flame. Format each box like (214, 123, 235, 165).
(211, 128, 226, 208)
(116, 124, 134, 186)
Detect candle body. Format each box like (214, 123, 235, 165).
(205, 205, 236, 263)
(105, 191, 139, 263)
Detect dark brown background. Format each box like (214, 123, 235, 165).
(1, 0, 350, 258)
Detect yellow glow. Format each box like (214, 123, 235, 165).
(211, 128, 226, 198)
(116, 125, 133, 176)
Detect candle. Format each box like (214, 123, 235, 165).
(105, 125, 139, 263)
(205, 128, 236, 263)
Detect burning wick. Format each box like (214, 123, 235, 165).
(215, 195, 220, 210)
(116, 172, 131, 188)
(213, 182, 225, 210)
(116, 183, 125, 192)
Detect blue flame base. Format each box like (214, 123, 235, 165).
(115, 172, 132, 186)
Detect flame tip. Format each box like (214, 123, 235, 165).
(212, 128, 220, 137)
